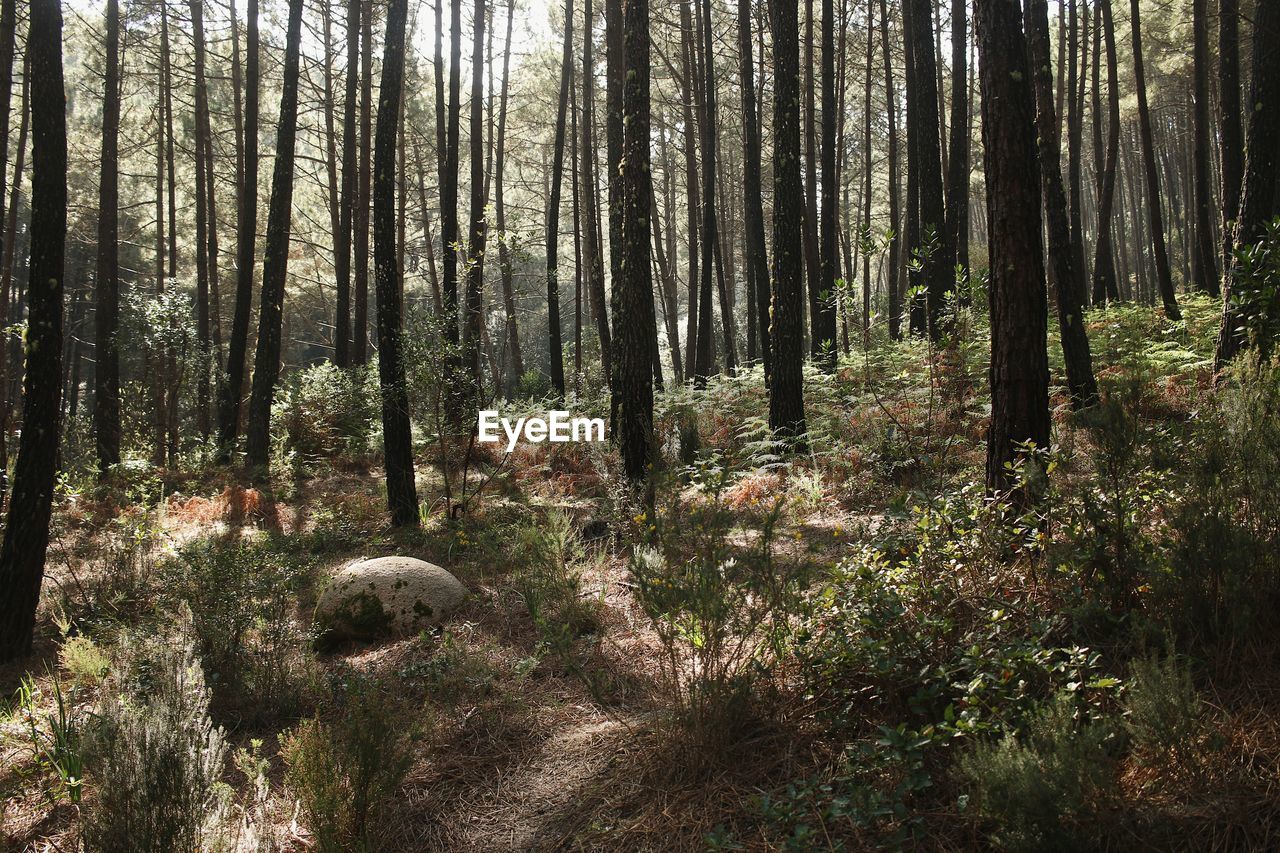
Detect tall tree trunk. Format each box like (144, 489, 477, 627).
(547, 0, 575, 398)
(0, 0, 15, 493)
(862, 0, 874, 336)
(1066, 0, 1088, 308)
(768, 0, 807, 441)
(943, 0, 969, 276)
(678, 0, 700, 369)
(1127, 0, 1180, 319)
(906, 0, 948, 340)
(464, 0, 487, 390)
(442, 0, 463, 356)
(192, 0, 214, 436)
(95, 0, 121, 471)
(738, 0, 770, 375)
(244, 0, 304, 471)
(975, 0, 1050, 495)
(1218, 0, 1242, 282)
(335, 0, 360, 367)
(0, 0, 66, 662)
(581, 0, 612, 379)
(802, 0, 820, 354)
(374, 0, 420, 526)
(695, 0, 726, 383)
(494, 0, 522, 394)
(1215, 0, 1280, 366)
(354, 0, 374, 364)
(1190, 0, 1219, 295)
(879, 0, 902, 339)
(217, 0, 258, 461)
(815, 0, 838, 369)
(617, 0, 655, 480)
(1027, 0, 1097, 408)
(1090, 0, 1120, 305)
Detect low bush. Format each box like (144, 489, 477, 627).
(1123, 651, 1207, 769)
(84, 611, 228, 853)
(957, 692, 1119, 853)
(281, 674, 418, 853)
(274, 362, 378, 461)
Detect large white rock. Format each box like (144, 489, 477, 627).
(315, 556, 468, 642)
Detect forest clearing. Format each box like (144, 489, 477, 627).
(1, 0, 1279, 849)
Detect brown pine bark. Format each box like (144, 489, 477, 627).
(0, 0, 66, 662)
(547, 0, 575, 398)
(464, 0, 487, 390)
(769, 0, 807, 442)
(335, 0, 360, 367)
(815, 0, 839, 369)
(244, 0, 305, 471)
(1027, 0, 1097, 408)
(879, 0, 902, 339)
(617, 0, 656, 480)
(374, 0, 419, 526)
(738, 0, 770, 375)
(95, 0, 122, 470)
(217, 0, 258, 461)
(974, 0, 1050, 495)
(1127, 0, 1181, 319)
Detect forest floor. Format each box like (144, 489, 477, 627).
(4, 295, 1280, 851)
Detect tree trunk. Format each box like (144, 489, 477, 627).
(374, 0, 420, 526)
(217, 0, 258, 462)
(335, 0, 360, 367)
(494, 0, 522, 394)
(1027, 0, 1097, 408)
(1215, 0, 1280, 366)
(244, 0, 304, 471)
(768, 0, 807, 441)
(943, 0, 969, 277)
(95, 0, 121, 471)
(0, 0, 66, 662)
(815, 0, 838, 369)
(353, 0, 374, 364)
(975, 0, 1050, 495)
(1218, 0, 1242, 282)
(192, 0, 214, 436)
(617, 0, 655, 480)
(581, 0, 612, 380)
(1090, 0, 1120, 305)
(547, 0, 575, 398)
(1066, 0, 1088, 308)
(906, 0, 948, 340)
(879, 0, 902, 339)
(1190, 0, 1219, 295)
(464, 0, 487, 390)
(738, 0, 770, 376)
(1127, 0, 1181, 319)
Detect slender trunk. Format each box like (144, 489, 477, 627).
(581, 0, 612, 379)
(1190, 0, 1219, 295)
(1090, 0, 1120, 305)
(815, 0, 838, 369)
(0, 0, 66, 662)
(353, 0, 374, 364)
(1027, 0, 1097, 407)
(192, 0, 213, 436)
(1066, 0, 1088, 308)
(494, 0, 522, 393)
(0, 0, 16, 489)
(217, 0, 258, 461)
(335, 0, 360, 367)
(1128, 0, 1180, 318)
(244, 0, 305, 471)
(678, 0, 700, 370)
(374, 0, 419, 526)
(943, 0, 969, 276)
(1218, 0, 1242, 281)
(738, 0, 769, 374)
(547, 0, 575, 398)
(95, 0, 122, 469)
(803, 0, 820, 354)
(879, 0, 902, 339)
(464, 0, 487, 390)
(907, 0, 948, 339)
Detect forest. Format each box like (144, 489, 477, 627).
(0, 0, 1278, 847)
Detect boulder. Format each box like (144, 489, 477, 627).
(315, 556, 468, 644)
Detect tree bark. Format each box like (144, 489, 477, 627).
(1215, 0, 1280, 366)
(974, 0, 1050, 494)
(1027, 0, 1097, 408)
(617, 0, 655, 480)
(354, 0, 374, 364)
(1218, 0, 1242, 282)
(943, 0, 969, 276)
(464, 0, 487, 390)
(547, 0, 575, 398)
(879, 0, 902, 339)
(95, 0, 121, 471)
(335, 0, 360, 367)
(1190, 0, 1219, 295)
(581, 0, 612, 380)
(494, 0, 522, 394)
(217, 0, 259, 462)
(1089, 0, 1120, 305)
(244, 0, 304, 471)
(768, 0, 807, 442)
(815, 0, 838, 369)
(738, 0, 770, 376)
(1127, 0, 1181, 319)
(0, 0, 66, 662)
(906, 0, 948, 340)
(374, 0, 420, 526)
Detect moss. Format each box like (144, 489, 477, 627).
(316, 589, 393, 650)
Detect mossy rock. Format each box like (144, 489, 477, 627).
(314, 556, 468, 647)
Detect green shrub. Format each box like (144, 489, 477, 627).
(274, 362, 377, 460)
(631, 457, 806, 756)
(281, 675, 418, 853)
(161, 536, 319, 719)
(84, 611, 228, 853)
(15, 670, 86, 804)
(517, 509, 601, 640)
(59, 635, 111, 685)
(1123, 652, 1206, 766)
(958, 692, 1117, 853)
